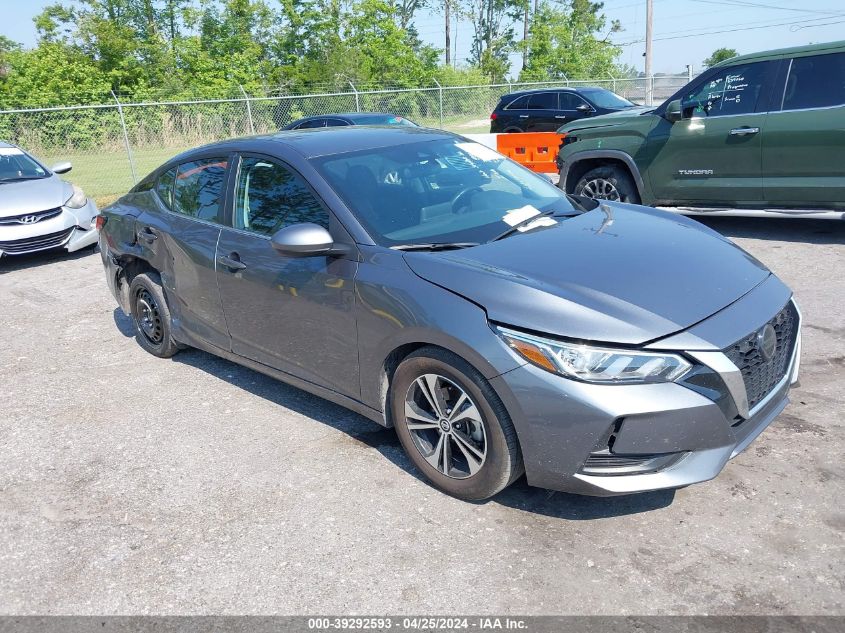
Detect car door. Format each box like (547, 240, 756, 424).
(646, 60, 778, 205)
(555, 92, 594, 128)
(500, 94, 531, 131)
(525, 91, 561, 132)
(215, 153, 360, 398)
(762, 51, 845, 207)
(134, 155, 230, 349)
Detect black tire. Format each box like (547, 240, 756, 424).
(503, 126, 524, 133)
(129, 271, 180, 358)
(573, 165, 640, 204)
(391, 347, 523, 501)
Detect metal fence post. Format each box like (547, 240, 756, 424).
(433, 79, 443, 128)
(111, 90, 137, 185)
(239, 84, 255, 135)
(348, 81, 360, 113)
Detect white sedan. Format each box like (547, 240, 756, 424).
(0, 142, 98, 257)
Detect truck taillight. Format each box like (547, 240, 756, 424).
(490, 112, 497, 120)
(95, 215, 107, 231)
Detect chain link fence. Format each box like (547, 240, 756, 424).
(0, 75, 690, 206)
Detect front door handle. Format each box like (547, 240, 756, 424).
(218, 254, 247, 271)
(519, 115, 529, 118)
(137, 227, 157, 243)
(729, 127, 760, 136)
(554, 115, 567, 119)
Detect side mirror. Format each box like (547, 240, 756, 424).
(270, 223, 347, 258)
(575, 104, 593, 113)
(51, 161, 72, 174)
(664, 99, 682, 123)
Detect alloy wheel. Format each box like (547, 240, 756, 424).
(581, 178, 621, 201)
(135, 288, 164, 345)
(403, 373, 487, 479)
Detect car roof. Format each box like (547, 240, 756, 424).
(0, 141, 15, 149)
(170, 126, 458, 162)
(298, 112, 406, 121)
(499, 86, 603, 100)
(712, 39, 845, 68)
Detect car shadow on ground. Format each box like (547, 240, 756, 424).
(0, 244, 98, 274)
(114, 322, 676, 520)
(696, 216, 845, 244)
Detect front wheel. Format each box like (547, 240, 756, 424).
(574, 165, 640, 204)
(391, 347, 523, 500)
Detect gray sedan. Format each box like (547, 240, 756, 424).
(0, 142, 99, 257)
(97, 127, 801, 500)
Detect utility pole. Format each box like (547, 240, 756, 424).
(523, 3, 529, 71)
(445, 1, 451, 66)
(645, 0, 654, 105)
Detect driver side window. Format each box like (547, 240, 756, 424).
(682, 61, 771, 118)
(234, 156, 328, 236)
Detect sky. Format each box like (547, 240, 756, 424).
(1, 0, 844, 77)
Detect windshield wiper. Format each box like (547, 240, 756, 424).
(490, 210, 558, 242)
(390, 242, 480, 251)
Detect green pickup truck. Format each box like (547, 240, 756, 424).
(556, 41, 845, 219)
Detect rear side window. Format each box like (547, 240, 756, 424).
(325, 118, 350, 127)
(298, 119, 326, 129)
(173, 158, 228, 223)
(234, 156, 328, 236)
(682, 61, 772, 117)
(782, 52, 845, 111)
(154, 167, 176, 210)
(528, 92, 558, 110)
(505, 95, 530, 109)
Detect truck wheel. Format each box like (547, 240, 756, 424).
(574, 166, 640, 204)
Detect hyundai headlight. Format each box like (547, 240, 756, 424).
(497, 326, 692, 383)
(64, 184, 87, 209)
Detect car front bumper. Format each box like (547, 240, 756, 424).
(489, 294, 801, 497)
(0, 199, 99, 256)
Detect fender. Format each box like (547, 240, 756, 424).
(559, 149, 647, 199)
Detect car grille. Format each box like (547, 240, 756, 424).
(724, 301, 799, 410)
(0, 207, 63, 225)
(0, 227, 75, 254)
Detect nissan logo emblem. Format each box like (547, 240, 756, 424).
(756, 323, 777, 362)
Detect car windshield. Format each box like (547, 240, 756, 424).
(583, 89, 636, 109)
(0, 148, 49, 182)
(353, 114, 417, 126)
(313, 138, 578, 246)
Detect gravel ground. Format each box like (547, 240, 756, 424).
(0, 216, 843, 615)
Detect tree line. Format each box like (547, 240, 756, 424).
(0, 0, 630, 109)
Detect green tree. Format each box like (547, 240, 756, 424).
(702, 47, 738, 69)
(519, 0, 621, 82)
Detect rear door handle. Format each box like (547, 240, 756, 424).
(217, 254, 247, 271)
(137, 227, 157, 242)
(730, 127, 760, 136)
(554, 115, 567, 119)
(519, 115, 529, 118)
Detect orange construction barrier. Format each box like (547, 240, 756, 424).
(495, 132, 565, 174)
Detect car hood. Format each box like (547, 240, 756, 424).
(558, 106, 654, 134)
(403, 204, 770, 345)
(0, 175, 70, 217)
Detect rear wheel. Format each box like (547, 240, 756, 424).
(129, 272, 180, 358)
(391, 347, 523, 500)
(574, 165, 640, 204)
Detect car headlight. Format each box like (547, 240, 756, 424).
(496, 326, 692, 383)
(64, 184, 88, 209)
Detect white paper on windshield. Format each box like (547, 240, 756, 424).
(455, 142, 502, 162)
(501, 205, 557, 232)
(502, 205, 541, 226)
(0, 148, 24, 156)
